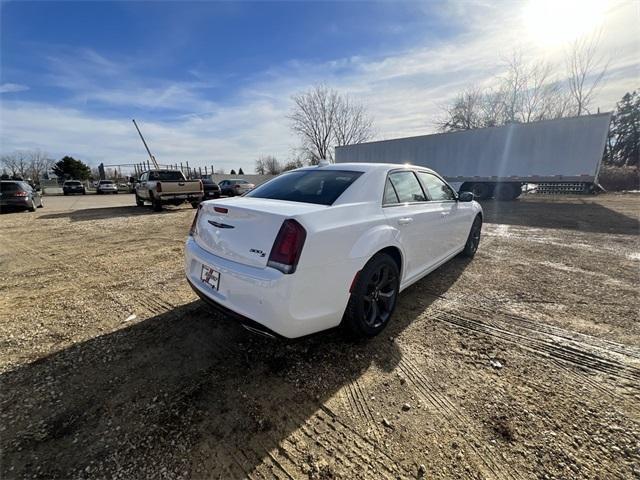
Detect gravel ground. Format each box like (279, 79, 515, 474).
(1, 192, 639, 479)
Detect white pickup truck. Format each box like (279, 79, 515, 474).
(135, 169, 203, 211)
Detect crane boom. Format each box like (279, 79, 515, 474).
(132, 119, 159, 169)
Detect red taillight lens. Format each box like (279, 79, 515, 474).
(156, 182, 162, 193)
(14, 191, 29, 197)
(189, 204, 201, 236)
(267, 219, 306, 274)
(234, 184, 241, 189)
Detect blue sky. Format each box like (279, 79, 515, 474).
(1, 1, 638, 172)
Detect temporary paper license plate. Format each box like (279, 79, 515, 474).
(200, 264, 220, 291)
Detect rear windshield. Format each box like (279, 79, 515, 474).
(149, 171, 184, 181)
(66, 181, 81, 185)
(1, 182, 30, 193)
(100, 180, 114, 184)
(246, 170, 363, 206)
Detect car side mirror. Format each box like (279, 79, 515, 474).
(458, 191, 474, 202)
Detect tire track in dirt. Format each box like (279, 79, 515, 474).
(394, 354, 521, 480)
(427, 290, 640, 360)
(266, 405, 411, 479)
(433, 309, 640, 385)
(342, 378, 383, 442)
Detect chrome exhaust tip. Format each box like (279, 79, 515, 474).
(241, 323, 276, 339)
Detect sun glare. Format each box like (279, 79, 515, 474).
(524, 0, 608, 47)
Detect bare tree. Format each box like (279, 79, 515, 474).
(1, 152, 29, 179)
(438, 88, 484, 132)
(566, 35, 608, 116)
(289, 85, 340, 161)
(333, 96, 374, 147)
(289, 85, 374, 162)
(254, 158, 266, 175)
(282, 158, 304, 172)
(0, 149, 52, 180)
(257, 155, 282, 175)
(438, 46, 597, 132)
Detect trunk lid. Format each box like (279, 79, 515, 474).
(193, 197, 326, 268)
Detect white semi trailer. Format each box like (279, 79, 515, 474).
(335, 113, 611, 200)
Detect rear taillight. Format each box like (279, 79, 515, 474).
(267, 219, 306, 274)
(14, 191, 29, 197)
(157, 182, 162, 193)
(189, 204, 201, 236)
(234, 184, 241, 189)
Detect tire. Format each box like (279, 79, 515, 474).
(494, 183, 521, 201)
(82, 190, 86, 195)
(113, 191, 118, 194)
(97, 190, 102, 195)
(342, 253, 400, 338)
(461, 215, 482, 258)
(63, 192, 68, 196)
(135, 194, 144, 207)
(37, 199, 44, 208)
(28, 200, 36, 212)
(191, 201, 199, 209)
(152, 197, 163, 212)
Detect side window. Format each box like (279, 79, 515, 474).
(383, 178, 399, 204)
(388, 171, 426, 203)
(417, 172, 456, 201)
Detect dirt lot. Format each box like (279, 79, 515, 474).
(1, 193, 639, 479)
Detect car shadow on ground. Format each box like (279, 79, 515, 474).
(480, 198, 639, 235)
(0, 257, 470, 478)
(38, 205, 191, 222)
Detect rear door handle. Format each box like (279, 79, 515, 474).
(398, 217, 414, 225)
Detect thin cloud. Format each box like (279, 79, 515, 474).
(0, 83, 29, 94)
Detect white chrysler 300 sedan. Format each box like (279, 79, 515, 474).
(185, 163, 482, 339)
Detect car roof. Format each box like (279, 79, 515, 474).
(296, 162, 437, 175)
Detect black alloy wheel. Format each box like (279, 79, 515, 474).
(343, 253, 400, 338)
(462, 215, 482, 257)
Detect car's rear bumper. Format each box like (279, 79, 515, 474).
(184, 236, 352, 338)
(1, 198, 31, 207)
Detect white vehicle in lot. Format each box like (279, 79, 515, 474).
(185, 163, 482, 339)
(96, 180, 119, 194)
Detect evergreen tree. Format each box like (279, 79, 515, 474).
(605, 91, 639, 167)
(52, 156, 92, 180)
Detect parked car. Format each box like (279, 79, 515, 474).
(1, 180, 44, 212)
(185, 163, 482, 339)
(135, 169, 203, 211)
(202, 177, 221, 199)
(97, 180, 118, 194)
(63, 180, 86, 195)
(218, 179, 255, 196)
